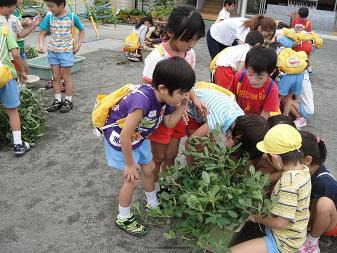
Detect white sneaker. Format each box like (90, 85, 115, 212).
(294, 117, 307, 128)
(307, 66, 313, 74)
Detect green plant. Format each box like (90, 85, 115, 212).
(0, 86, 47, 144)
(90, 0, 121, 24)
(24, 45, 38, 59)
(135, 129, 273, 252)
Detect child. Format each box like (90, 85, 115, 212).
(143, 5, 205, 194)
(291, 7, 312, 33)
(291, 70, 314, 128)
(296, 131, 337, 253)
(0, 0, 29, 155)
(230, 124, 312, 253)
(228, 46, 279, 119)
(103, 57, 195, 236)
(126, 16, 153, 62)
(38, 0, 85, 113)
(212, 30, 264, 89)
(215, 0, 236, 23)
(145, 24, 163, 48)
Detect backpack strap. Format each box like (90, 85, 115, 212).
(0, 25, 9, 65)
(236, 68, 246, 94)
(265, 79, 274, 97)
(154, 44, 165, 56)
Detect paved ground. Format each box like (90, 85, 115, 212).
(1, 23, 337, 252)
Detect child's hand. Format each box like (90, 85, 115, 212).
(73, 44, 81, 54)
(123, 165, 139, 183)
(18, 71, 28, 84)
(248, 215, 258, 223)
(24, 18, 32, 26)
(38, 47, 45, 54)
(32, 15, 41, 27)
(194, 99, 208, 118)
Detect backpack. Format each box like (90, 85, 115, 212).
(0, 25, 13, 88)
(209, 47, 229, 73)
(92, 84, 147, 135)
(282, 28, 323, 48)
(195, 81, 235, 99)
(278, 48, 308, 74)
(123, 32, 140, 52)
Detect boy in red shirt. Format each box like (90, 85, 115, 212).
(291, 7, 312, 32)
(229, 47, 279, 119)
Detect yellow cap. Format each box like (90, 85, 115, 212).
(256, 124, 302, 154)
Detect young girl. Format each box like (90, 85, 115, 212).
(207, 15, 276, 59)
(230, 124, 312, 253)
(143, 5, 205, 194)
(126, 16, 153, 62)
(296, 131, 337, 253)
(145, 24, 163, 48)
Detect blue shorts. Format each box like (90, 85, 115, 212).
(0, 79, 20, 108)
(277, 37, 295, 48)
(48, 50, 74, 67)
(277, 73, 304, 96)
(264, 227, 280, 253)
(103, 138, 153, 170)
(298, 102, 310, 118)
(20, 51, 27, 60)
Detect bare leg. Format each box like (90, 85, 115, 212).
(51, 65, 62, 95)
(230, 237, 268, 253)
(140, 161, 155, 192)
(164, 137, 180, 169)
(61, 67, 73, 96)
(4, 108, 20, 131)
(150, 141, 167, 182)
(119, 177, 138, 207)
(282, 93, 293, 116)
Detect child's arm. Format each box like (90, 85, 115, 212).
(260, 110, 270, 119)
(11, 48, 27, 83)
(249, 214, 289, 229)
(237, 61, 245, 72)
(17, 16, 41, 39)
(120, 109, 144, 183)
(189, 90, 207, 118)
(38, 31, 47, 53)
(163, 98, 189, 128)
(73, 28, 85, 54)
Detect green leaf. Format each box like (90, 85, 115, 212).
(163, 229, 176, 239)
(202, 171, 210, 185)
(227, 210, 238, 218)
(249, 165, 255, 175)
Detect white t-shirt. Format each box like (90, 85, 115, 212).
(215, 43, 251, 70)
(134, 24, 148, 48)
(216, 8, 230, 22)
(299, 71, 314, 115)
(143, 42, 196, 82)
(0, 15, 23, 39)
(210, 17, 249, 46)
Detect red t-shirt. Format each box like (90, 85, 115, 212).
(229, 71, 279, 115)
(291, 18, 312, 32)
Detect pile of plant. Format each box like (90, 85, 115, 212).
(0, 86, 47, 145)
(24, 45, 38, 59)
(136, 132, 273, 252)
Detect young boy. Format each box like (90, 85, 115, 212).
(216, 0, 236, 23)
(0, 1, 29, 155)
(291, 7, 312, 32)
(0, 0, 40, 74)
(211, 30, 264, 89)
(228, 46, 279, 119)
(38, 0, 85, 113)
(231, 124, 312, 253)
(103, 57, 195, 236)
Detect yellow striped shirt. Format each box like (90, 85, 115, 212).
(271, 166, 311, 253)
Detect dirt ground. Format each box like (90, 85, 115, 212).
(1, 29, 337, 252)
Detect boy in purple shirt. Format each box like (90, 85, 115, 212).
(103, 57, 195, 236)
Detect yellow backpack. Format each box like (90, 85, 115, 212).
(92, 84, 146, 134)
(282, 28, 323, 48)
(278, 48, 308, 74)
(195, 81, 235, 98)
(123, 32, 140, 52)
(209, 47, 229, 73)
(0, 25, 13, 88)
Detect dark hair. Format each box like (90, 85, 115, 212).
(224, 0, 236, 6)
(298, 7, 309, 18)
(276, 21, 290, 29)
(268, 42, 284, 51)
(44, 0, 66, 7)
(245, 46, 277, 74)
(166, 5, 205, 42)
(243, 15, 276, 34)
(245, 30, 264, 46)
(152, 57, 195, 95)
(135, 16, 153, 29)
(279, 149, 304, 165)
(0, 0, 17, 7)
(300, 131, 327, 166)
(267, 115, 296, 128)
(232, 115, 270, 160)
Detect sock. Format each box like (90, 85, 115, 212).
(118, 205, 131, 219)
(65, 96, 72, 102)
(155, 182, 160, 193)
(307, 234, 319, 243)
(54, 93, 62, 102)
(12, 131, 22, 145)
(145, 190, 159, 208)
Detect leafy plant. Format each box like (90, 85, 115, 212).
(24, 45, 38, 59)
(90, 0, 121, 24)
(135, 129, 273, 252)
(0, 86, 47, 144)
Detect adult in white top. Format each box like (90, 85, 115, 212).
(216, 0, 237, 23)
(206, 15, 276, 59)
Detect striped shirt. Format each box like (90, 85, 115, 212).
(271, 166, 311, 253)
(188, 87, 244, 132)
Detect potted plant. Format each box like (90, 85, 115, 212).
(135, 130, 273, 252)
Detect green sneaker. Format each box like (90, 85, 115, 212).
(115, 214, 147, 236)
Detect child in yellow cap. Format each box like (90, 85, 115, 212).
(230, 124, 311, 253)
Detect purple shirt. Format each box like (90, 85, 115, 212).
(104, 85, 173, 151)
